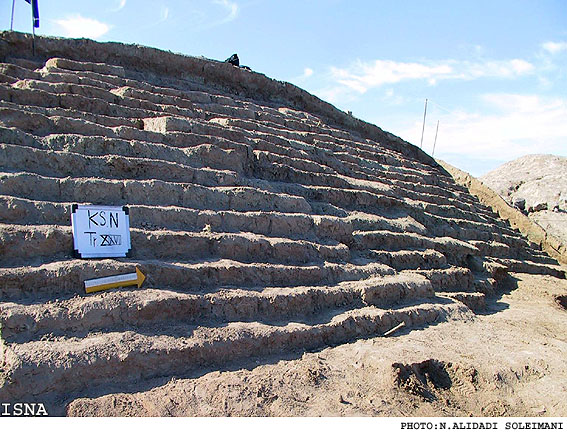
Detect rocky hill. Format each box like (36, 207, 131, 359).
(0, 31, 564, 416)
(481, 154, 567, 250)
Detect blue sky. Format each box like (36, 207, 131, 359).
(4, 0, 566, 176)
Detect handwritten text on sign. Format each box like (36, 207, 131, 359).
(71, 205, 131, 258)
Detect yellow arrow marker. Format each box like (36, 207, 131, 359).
(84, 267, 146, 294)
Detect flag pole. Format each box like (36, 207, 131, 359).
(32, 16, 35, 55)
(11, 0, 16, 31)
(432, 120, 439, 157)
(419, 98, 428, 149)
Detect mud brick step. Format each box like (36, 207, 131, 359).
(0, 224, 350, 267)
(0, 273, 435, 342)
(0, 301, 470, 402)
(0, 196, 353, 242)
(0, 172, 312, 214)
(0, 259, 394, 301)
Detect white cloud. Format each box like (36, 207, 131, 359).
(463, 59, 534, 78)
(542, 41, 567, 54)
(330, 58, 535, 94)
(213, 0, 239, 24)
(331, 60, 452, 93)
(303, 67, 314, 78)
(54, 15, 111, 39)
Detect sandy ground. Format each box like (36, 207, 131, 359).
(67, 272, 567, 417)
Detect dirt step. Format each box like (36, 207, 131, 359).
(0, 224, 350, 266)
(472, 275, 498, 295)
(253, 151, 469, 215)
(252, 155, 360, 191)
(206, 117, 422, 181)
(265, 182, 404, 215)
(12, 79, 118, 104)
(210, 116, 451, 191)
(367, 249, 448, 271)
(0, 82, 173, 120)
(254, 148, 473, 209)
(0, 99, 142, 129)
(212, 119, 468, 210)
(490, 258, 565, 279)
(0, 301, 471, 402)
(353, 230, 480, 258)
(6, 81, 253, 145)
(497, 233, 539, 252)
(417, 200, 503, 227)
(38, 68, 122, 90)
(243, 128, 443, 194)
(0, 172, 313, 214)
(328, 144, 440, 184)
(0, 99, 236, 150)
(0, 62, 39, 80)
(419, 212, 503, 240)
(38, 65, 281, 124)
(0, 125, 253, 175)
(40, 58, 367, 149)
(42, 59, 253, 109)
(1, 91, 467, 218)
(0, 273, 435, 342)
(406, 267, 474, 292)
(0, 196, 353, 243)
(347, 212, 427, 235)
(0, 105, 118, 138)
(44, 57, 126, 78)
(0, 100, 205, 146)
(468, 240, 511, 258)
(0, 259, 394, 301)
(0, 196, 353, 242)
(253, 149, 338, 176)
(518, 249, 559, 265)
(271, 181, 500, 231)
(6, 54, 436, 179)
(211, 116, 424, 179)
(0, 143, 241, 187)
(441, 291, 486, 313)
(11, 79, 196, 119)
(110, 86, 195, 111)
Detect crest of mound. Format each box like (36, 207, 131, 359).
(480, 154, 567, 247)
(0, 31, 564, 414)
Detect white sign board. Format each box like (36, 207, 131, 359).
(71, 205, 131, 259)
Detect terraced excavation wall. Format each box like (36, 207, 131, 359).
(0, 32, 564, 415)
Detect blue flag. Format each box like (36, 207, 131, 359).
(23, 0, 39, 28)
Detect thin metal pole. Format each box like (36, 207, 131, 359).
(11, 0, 16, 31)
(432, 120, 439, 157)
(419, 98, 428, 149)
(32, 12, 35, 56)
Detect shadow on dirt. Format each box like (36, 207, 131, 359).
(476, 274, 519, 316)
(555, 295, 567, 311)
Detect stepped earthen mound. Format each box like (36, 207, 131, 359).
(481, 154, 567, 247)
(0, 32, 564, 415)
